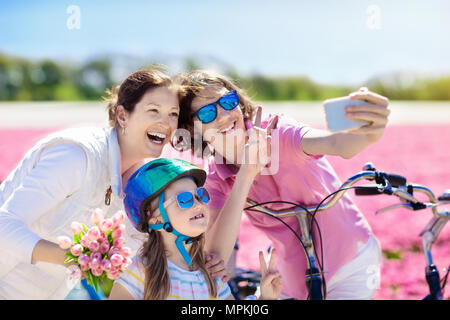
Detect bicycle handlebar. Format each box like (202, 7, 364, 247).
(246, 163, 449, 219)
(244, 162, 449, 301)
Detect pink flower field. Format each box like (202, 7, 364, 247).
(1, 124, 449, 300)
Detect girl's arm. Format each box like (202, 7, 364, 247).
(204, 167, 257, 263)
(225, 293, 236, 300)
(204, 110, 277, 263)
(302, 88, 390, 159)
(108, 282, 136, 300)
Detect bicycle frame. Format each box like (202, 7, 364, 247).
(420, 216, 449, 300)
(246, 170, 378, 299)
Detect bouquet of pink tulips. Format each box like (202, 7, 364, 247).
(57, 208, 132, 291)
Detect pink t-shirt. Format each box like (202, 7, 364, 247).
(205, 113, 373, 299)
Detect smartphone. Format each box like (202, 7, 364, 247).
(323, 96, 369, 132)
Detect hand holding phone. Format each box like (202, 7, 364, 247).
(323, 96, 370, 132)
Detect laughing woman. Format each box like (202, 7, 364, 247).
(0, 69, 184, 299)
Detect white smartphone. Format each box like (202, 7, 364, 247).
(323, 96, 369, 132)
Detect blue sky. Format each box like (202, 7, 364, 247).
(1, 0, 450, 85)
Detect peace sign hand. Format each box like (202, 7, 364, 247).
(242, 106, 278, 178)
(258, 249, 283, 300)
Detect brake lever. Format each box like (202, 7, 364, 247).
(392, 189, 420, 204)
(375, 203, 415, 215)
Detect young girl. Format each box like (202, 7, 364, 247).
(174, 70, 390, 300)
(109, 158, 282, 300)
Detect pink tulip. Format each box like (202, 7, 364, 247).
(57, 236, 72, 250)
(111, 229, 123, 239)
(88, 241, 100, 252)
(113, 237, 124, 248)
(80, 264, 90, 272)
(78, 254, 90, 266)
(70, 244, 83, 256)
(110, 253, 123, 267)
(120, 257, 132, 271)
(87, 226, 101, 241)
(69, 266, 82, 281)
(109, 265, 119, 273)
(111, 211, 125, 228)
(106, 267, 120, 280)
(108, 247, 121, 258)
(92, 252, 102, 261)
(99, 218, 114, 233)
(97, 232, 107, 243)
(120, 247, 132, 258)
(91, 208, 104, 225)
(101, 259, 112, 272)
(80, 235, 91, 248)
(70, 221, 83, 235)
(91, 267, 104, 277)
(112, 224, 125, 239)
(90, 257, 101, 269)
(99, 240, 110, 254)
(106, 271, 121, 280)
(124, 257, 132, 266)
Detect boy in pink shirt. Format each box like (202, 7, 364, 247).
(174, 70, 390, 299)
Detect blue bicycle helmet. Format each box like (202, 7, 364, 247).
(123, 158, 207, 265)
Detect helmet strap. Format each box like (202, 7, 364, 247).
(148, 192, 194, 266)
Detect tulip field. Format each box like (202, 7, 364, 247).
(0, 123, 449, 300)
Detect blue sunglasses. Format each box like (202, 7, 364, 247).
(191, 90, 240, 124)
(154, 187, 210, 214)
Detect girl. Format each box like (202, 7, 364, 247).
(174, 70, 390, 300)
(109, 158, 282, 300)
(0, 69, 226, 299)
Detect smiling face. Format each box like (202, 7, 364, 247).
(190, 86, 247, 162)
(149, 177, 210, 238)
(118, 85, 180, 159)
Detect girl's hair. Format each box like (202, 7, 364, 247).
(173, 70, 258, 158)
(103, 69, 180, 127)
(137, 199, 218, 300)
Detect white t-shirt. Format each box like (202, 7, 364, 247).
(116, 256, 232, 300)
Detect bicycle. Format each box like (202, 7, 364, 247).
(228, 162, 449, 300)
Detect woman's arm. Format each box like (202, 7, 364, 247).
(302, 88, 390, 159)
(0, 143, 87, 265)
(31, 239, 71, 266)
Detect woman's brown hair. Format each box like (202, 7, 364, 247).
(103, 69, 177, 127)
(137, 197, 218, 300)
(173, 70, 258, 158)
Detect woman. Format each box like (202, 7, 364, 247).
(0, 69, 227, 299)
(175, 70, 390, 300)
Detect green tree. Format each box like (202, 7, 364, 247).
(76, 60, 113, 100)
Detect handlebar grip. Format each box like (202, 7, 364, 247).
(438, 190, 450, 201)
(385, 173, 407, 187)
(376, 172, 407, 187)
(354, 186, 383, 196)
